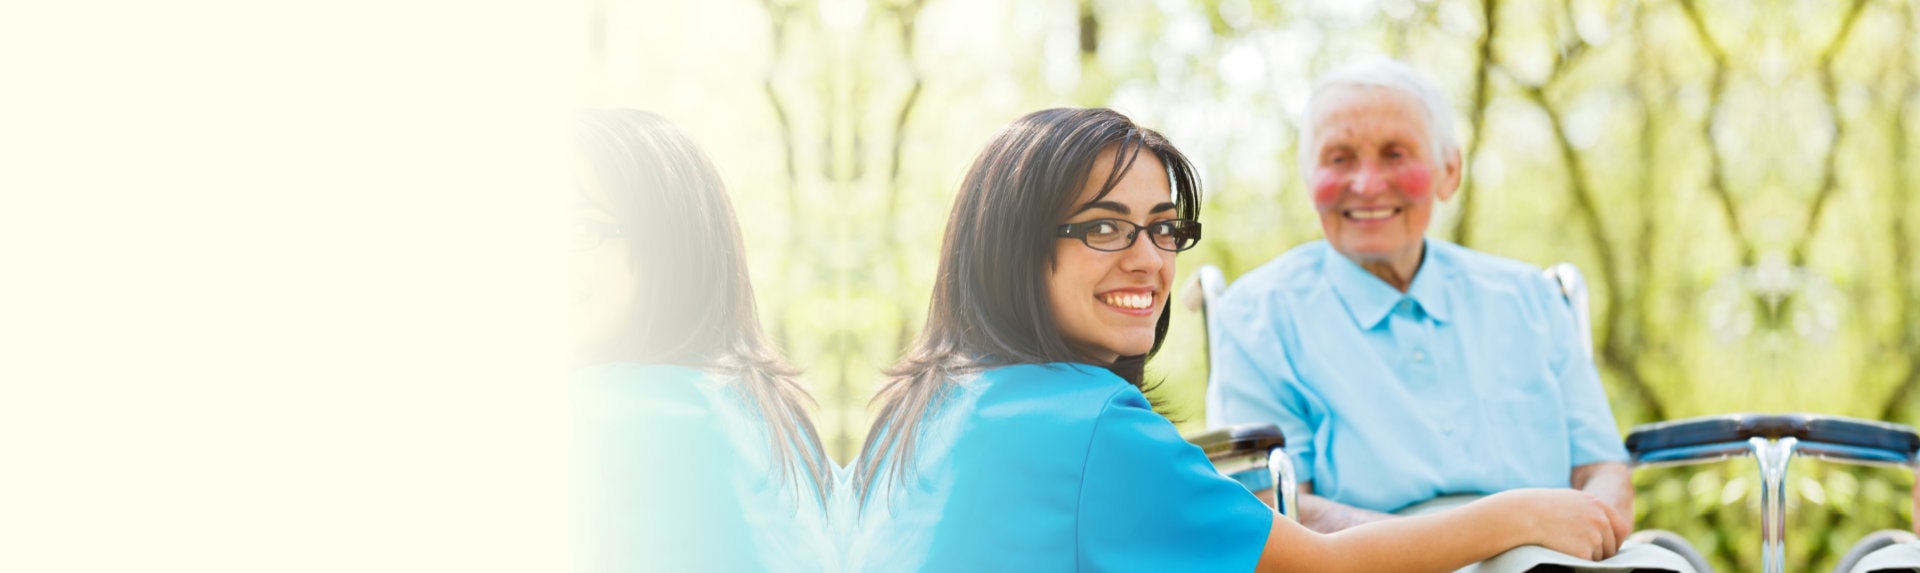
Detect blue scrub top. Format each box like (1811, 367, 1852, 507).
(577, 363, 833, 572)
(850, 363, 1274, 572)
(1205, 239, 1629, 513)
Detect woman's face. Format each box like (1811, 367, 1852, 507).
(570, 162, 642, 352)
(1046, 148, 1177, 365)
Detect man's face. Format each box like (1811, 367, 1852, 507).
(1306, 85, 1460, 269)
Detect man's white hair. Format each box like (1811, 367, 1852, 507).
(1297, 58, 1460, 177)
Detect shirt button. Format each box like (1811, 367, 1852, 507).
(1411, 350, 1426, 362)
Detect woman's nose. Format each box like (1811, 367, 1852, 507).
(1117, 229, 1166, 273)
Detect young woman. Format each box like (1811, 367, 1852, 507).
(570, 109, 833, 572)
(848, 107, 1630, 572)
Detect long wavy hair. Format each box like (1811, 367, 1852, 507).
(573, 108, 831, 503)
(852, 108, 1201, 503)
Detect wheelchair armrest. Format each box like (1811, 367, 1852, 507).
(1186, 422, 1285, 460)
(1626, 413, 1920, 466)
(1185, 422, 1299, 520)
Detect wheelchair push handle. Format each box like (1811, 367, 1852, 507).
(1626, 413, 1920, 465)
(1187, 422, 1286, 459)
(1185, 422, 1298, 521)
(1181, 265, 1227, 313)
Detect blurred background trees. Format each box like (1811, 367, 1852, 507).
(588, 0, 1920, 569)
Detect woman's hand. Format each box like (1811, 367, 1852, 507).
(1260, 487, 1633, 573)
(1480, 488, 1632, 561)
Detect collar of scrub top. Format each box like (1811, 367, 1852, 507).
(1324, 238, 1454, 330)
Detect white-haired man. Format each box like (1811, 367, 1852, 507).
(1207, 58, 1704, 572)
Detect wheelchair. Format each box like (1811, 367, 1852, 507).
(1182, 261, 1920, 573)
(1838, 529, 1920, 573)
(1178, 263, 1296, 522)
(1538, 265, 1920, 572)
(1628, 414, 1920, 573)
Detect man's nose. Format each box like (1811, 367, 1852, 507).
(1350, 162, 1390, 195)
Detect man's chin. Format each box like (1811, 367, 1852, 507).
(1330, 241, 1408, 262)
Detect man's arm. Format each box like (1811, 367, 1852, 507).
(1538, 270, 1636, 529)
(1569, 461, 1633, 528)
(1294, 481, 1398, 533)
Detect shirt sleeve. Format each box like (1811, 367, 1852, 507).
(1078, 387, 1276, 572)
(1205, 288, 1324, 480)
(1538, 277, 1631, 466)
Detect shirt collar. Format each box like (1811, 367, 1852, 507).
(1324, 239, 1453, 329)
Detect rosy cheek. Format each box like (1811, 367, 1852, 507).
(1311, 169, 1345, 212)
(1394, 162, 1433, 202)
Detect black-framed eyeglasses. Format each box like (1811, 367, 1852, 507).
(1055, 218, 1202, 252)
(571, 219, 627, 252)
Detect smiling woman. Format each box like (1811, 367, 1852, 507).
(846, 107, 1245, 571)
(1047, 149, 1201, 364)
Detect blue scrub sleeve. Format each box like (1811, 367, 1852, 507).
(1077, 387, 1276, 572)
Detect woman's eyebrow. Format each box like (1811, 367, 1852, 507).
(1073, 200, 1130, 215)
(1071, 201, 1178, 216)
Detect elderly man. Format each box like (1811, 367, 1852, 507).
(1206, 59, 1701, 571)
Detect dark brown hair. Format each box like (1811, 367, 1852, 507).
(852, 108, 1201, 502)
(573, 108, 831, 503)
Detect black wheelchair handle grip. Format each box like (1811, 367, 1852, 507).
(1186, 422, 1286, 459)
(1626, 413, 1919, 455)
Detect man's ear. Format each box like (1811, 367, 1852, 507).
(1435, 147, 1463, 202)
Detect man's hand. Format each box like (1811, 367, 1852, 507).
(1482, 488, 1631, 561)
(1570, 461, 1634, 530)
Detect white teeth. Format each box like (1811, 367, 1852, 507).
(1346, 208, 1397, 220)
(1101, 292, 1153, 310)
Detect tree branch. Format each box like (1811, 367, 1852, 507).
(1877, 4, 1920, 423)
(1791, 0, 1873, 265)
(1452, 0, 1499, 247)
(757, 0, 801, 354)
(1520, 79, 1666, 420)
(1675, 0, 1754, 267)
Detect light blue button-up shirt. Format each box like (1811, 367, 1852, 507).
(1204, 239, 1628, 513)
